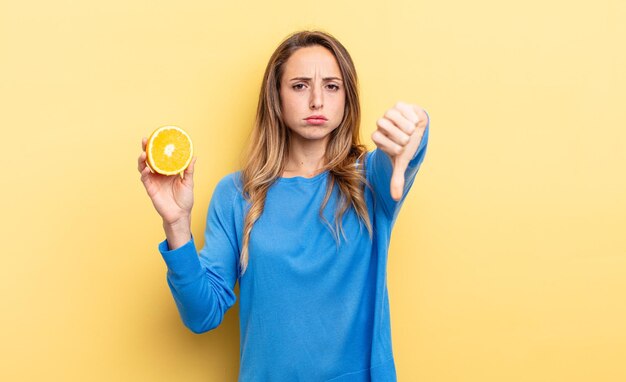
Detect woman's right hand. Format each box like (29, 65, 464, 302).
(137, 137, 197, 227)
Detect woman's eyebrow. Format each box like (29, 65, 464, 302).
(289, 76, 343, 82)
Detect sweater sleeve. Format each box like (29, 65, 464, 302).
(366, 113, 430, 224)
(158, 174, 240, 334)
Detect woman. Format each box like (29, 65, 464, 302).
(138, 30, 429, 381)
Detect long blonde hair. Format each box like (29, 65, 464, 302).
(239, 30, 373, 275)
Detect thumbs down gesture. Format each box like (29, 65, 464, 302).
(371, 102, 429, 201)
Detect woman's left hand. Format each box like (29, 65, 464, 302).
(371, 102, 429, 201)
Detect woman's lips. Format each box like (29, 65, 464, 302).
(305, 118, 327, 125)
(305, 115, 327, 125)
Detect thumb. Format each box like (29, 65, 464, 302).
(186, 156, 197, 175)
(181, 156, 196, 185)
(390, 157, 408, 201)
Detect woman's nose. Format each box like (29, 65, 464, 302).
(309, 84, 323, 109)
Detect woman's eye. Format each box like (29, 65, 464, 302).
(293, 84, 305, 90)
(327, 84, 340, 91)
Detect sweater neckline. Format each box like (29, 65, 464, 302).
(276, 170, 329, 184)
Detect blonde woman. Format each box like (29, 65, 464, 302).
(138, 30, 430, 381)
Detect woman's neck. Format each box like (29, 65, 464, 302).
(283, 136, 328, 178)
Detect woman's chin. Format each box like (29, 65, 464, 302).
(291, 125, 338, 141)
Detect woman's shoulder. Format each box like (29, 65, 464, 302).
(214, 171, 244, 196)
(360, 149, 376, 174)
(207, 171, 245, 209)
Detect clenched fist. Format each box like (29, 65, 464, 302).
(371, 102, 429, 201)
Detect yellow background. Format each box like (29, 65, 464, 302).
(1, 0, 625, 380)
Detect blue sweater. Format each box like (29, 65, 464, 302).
(158, 123, 429, 381)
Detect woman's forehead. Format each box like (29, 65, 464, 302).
(283, 46, 342, 78)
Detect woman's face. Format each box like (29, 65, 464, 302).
(279, 45, 346, 145)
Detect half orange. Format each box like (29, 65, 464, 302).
(146, 125, 193, 176)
